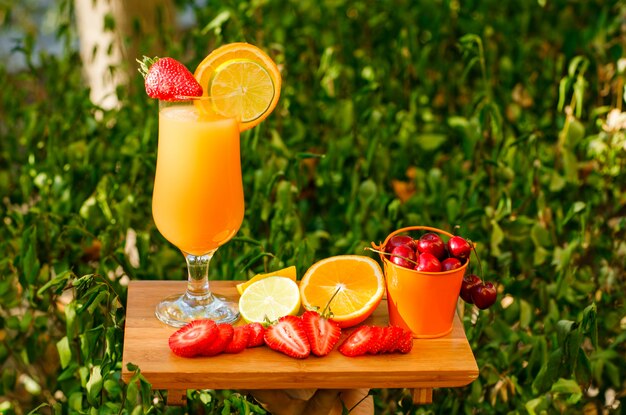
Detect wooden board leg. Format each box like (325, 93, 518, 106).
(411, 388, 433, 404)
(166, 389, 187, 406)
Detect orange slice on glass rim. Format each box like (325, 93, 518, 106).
(194, 42, 281, 131)
(299, 255, 385, 328)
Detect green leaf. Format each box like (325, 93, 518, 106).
(358, 179, 377, 206)
(566, 119, 585, 146)
(87, 291, 108, 315)
(86, 365, 103, 405)
(525, 396, 547, 415)
(37, 270, 72, 296)
(221, 399, 231, 415)
(519, 300, 532, 329)
(532, 349, 563, 393)
(562, 148, 579, 183)
(568, 56, 588, 78)
(65, 302, 77, 338)
(557, 77, 571, 112)
(56, 336, 71, 369)
(415, 133, 447, 151)
(556, 320, 576, 345)
(550, 378, 582, 404)
(549, 171, 566, 192)
(561, 201, 586, 227)
(23, 243, 40, 285)
(575, 347, 592, 387)
(69, 392, 82, 411)
(489, 219, 504, 256)
(530, 222, 551, 248)
(200, 9, 231, 35)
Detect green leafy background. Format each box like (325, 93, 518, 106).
(1, 0, 625, 414)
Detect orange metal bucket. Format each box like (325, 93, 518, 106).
(375, 226, 468, 338)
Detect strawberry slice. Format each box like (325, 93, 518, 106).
(380, 326, 404, 353)
(245, 322, 266, 348)
(338, 325, 376, 357)
(302, 310, 341, 357)
(138, 56, 203, 101)
(224, 325, 250, 354)
(203, 323, 234, 356)
(366, 326, 385, 354)
(264, 315, 310, 359)
(396, 328, 414, 354)
(168, 319, 218, 358)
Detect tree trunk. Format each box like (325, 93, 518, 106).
(75, 0, 174, 110)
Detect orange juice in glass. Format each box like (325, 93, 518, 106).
(153, 99, 243, 326)
(147, 42, 281, 327)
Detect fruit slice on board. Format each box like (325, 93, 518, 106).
(194, 42, 281, 131)
(236, 265, 297, 296)
(238, 276, 301, 323)
(168, 319, 218, 358)
(299, 255, 385, 328)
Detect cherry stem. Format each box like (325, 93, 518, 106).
(364, 247, 419, 266)
(469, 239, 484, 279)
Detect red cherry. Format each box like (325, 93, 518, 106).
(460, 274, 482, 303)
(441, 257, 462, 271)
(417, 232, 446, 259)
(390, 245, 416, 269)
(414, 252, 442, 272)
(385, 235, 417, 253)
(447, 236, 471, 260)
(470, 282, 497, 309)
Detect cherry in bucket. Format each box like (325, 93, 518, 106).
(417, 232, 446, 259)
(390, 245, 417, 268)
(447, 235, 472, 260)
(385, 235, 417, 253)
(441, 257, 462, 271)
(371, 229, 498, 311)
(415, 252, 442, 272)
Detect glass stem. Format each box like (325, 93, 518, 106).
(183, 251, 216, 305)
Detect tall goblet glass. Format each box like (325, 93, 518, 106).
(152, 98, 243, 327)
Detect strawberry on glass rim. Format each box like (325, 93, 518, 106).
(138, 43, 281, 132)
(138, 56, 203, 101)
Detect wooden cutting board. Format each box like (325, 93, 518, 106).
(121, 280, 478, 405)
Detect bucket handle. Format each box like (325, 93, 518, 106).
(372, 225, 459, 261)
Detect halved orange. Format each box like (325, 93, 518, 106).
(299, 255, 385, 328)
(194, 42, 281, 131)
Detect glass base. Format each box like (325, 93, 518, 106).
(155, 292, 240, 327)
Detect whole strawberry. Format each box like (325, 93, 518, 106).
(138, 56, 203, 101)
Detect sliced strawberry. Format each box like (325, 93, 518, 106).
(138, 56, 203, 101)
(338, 325, 376, 357)
(224, 325, 250, 354)
(264, 315, 310, 359)
(380, 326, 404, 353)
(396, 328, 414, 354)
(366, 326, 386, 354)
(168, 319, 218, 358)
(301, 310, 341, 357)
(245, 322, 266, 348)
(203, 323, 234, 356)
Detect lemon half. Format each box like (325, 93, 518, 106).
(238, 276, 301, 323)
